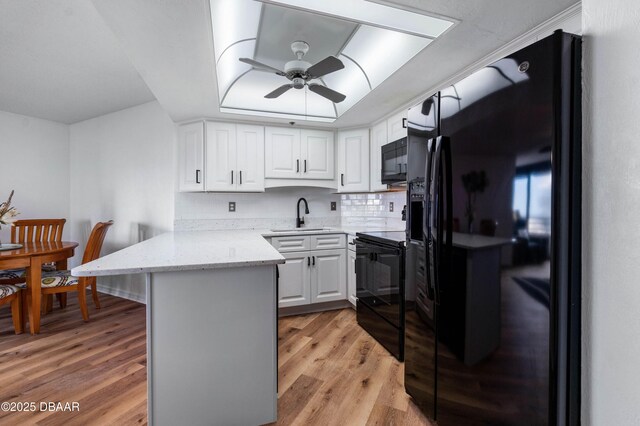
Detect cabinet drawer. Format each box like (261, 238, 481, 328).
(271, 236, 310, 252)
(311, 234, 346, 250)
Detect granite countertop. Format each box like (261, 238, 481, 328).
(72, 231, 286, 276)
(71, 225, 408, 277)
(261, 224, 405, 237)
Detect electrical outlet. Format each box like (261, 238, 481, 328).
(228, 202, 236, 212)
(330, 201, 337, 211)
(389, 202, 394, 212)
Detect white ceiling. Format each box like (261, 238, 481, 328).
(0, 0, 580, 127)
(0, 0, 155, 124)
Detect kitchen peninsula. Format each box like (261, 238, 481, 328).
(71, 231, 285, 426)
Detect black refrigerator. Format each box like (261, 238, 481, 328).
(404, 31, 581, 426)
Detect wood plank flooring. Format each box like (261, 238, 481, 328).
(0, 293, 431, 425)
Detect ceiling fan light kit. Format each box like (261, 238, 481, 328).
(240, 41, 347, 103)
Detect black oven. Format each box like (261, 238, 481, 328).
(355, 231, 405, 360)
(381, 137, 408, 184)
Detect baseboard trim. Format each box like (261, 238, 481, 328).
(97, 284, 146, 304)
(279, 300, 352, 317)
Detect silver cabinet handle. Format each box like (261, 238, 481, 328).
(196, 169, 201, 184)
(231, 170, 234, 184)
(341, 174, 344, 186)
(239, 170, 242, 185)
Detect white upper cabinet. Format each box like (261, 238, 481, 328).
(265, 127, 301, 179)
(337, 128, 370, 193)
(370, 121, 388, 192)
(236, 124, 265, 192)
(265, 127, 334, 181)
(205, 122, 264, 192)
(387, 110, 408, 142)
(178, 122, 205, 192)
(180, 121, 265, 193)
(301, 129, 334, 180)
(205, 122, 236, 192)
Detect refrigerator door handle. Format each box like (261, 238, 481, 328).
(430, 136, 442, 306)
(432, 136, 453, 306)
(423, 138, 436, 301)
(441, 136, 453, 305)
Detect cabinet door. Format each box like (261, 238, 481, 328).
(278, 251, 311, 308)
(370, 121, 388, 192)
(265, 127, 301, 178)
(300, 129, 334, 180)
(348, 249, 357, 307)
(178, 122, 205, 192)
(387, 110, 407, 142)
(236, 124, 265, 192)
(205, 122, 237, 191)
(310, 249, 346, 303)
(338, 129, 370, 193)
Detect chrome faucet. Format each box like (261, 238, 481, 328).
(296, 197, 310, 228)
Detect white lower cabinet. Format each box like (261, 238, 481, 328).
(272, 234, 347, 308)
(311, 249, 346, 303)
(278, 252, 311, 308)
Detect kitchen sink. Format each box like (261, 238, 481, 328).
(269, 227, 334, 233)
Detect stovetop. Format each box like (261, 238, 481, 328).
(356, 231, 406, 247)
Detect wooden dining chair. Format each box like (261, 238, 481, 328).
(0, 285, 23, 334)
(0, 219, 67, 284)
(11, 219, 66, 244)
(18, 221, 113, 322)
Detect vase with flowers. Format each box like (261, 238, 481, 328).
(0, 190, 20, 247)
(461, 171, 488, 234)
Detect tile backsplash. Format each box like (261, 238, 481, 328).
(174, 188, 407, 231)
(340, 191, 406, 228)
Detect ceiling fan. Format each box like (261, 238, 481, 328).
(239, 41, 346, 103)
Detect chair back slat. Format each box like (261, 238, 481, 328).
(81, 221, 114, 265)
(11, 219, 66, 244)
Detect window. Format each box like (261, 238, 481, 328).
(512, 162, 552, 236)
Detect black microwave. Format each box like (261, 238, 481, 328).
(381, 137, 408, 184)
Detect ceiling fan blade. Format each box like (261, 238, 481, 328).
(239, 58, 285, 76)
(308, 84, 346, 103)
(265, 84, 294, 99)
(306, 56, 344, 78)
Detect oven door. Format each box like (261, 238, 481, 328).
(355, 239, 404, 328)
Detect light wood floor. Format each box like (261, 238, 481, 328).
(0, 293, 431, 425)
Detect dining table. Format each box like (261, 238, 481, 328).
(0, 241, 78, 334)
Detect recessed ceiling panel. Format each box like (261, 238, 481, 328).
(255, 5, 357, 66)
(342, 25, 431, 88)
(323, 55, 371, 116)
(209, 0, 454, 123)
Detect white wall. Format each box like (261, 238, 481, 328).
(0, 110, 70, 242)
(582, 1, 640, 424)
(69, 101, 175, 302)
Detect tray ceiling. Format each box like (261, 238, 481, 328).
(210, 0, 454, 123)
